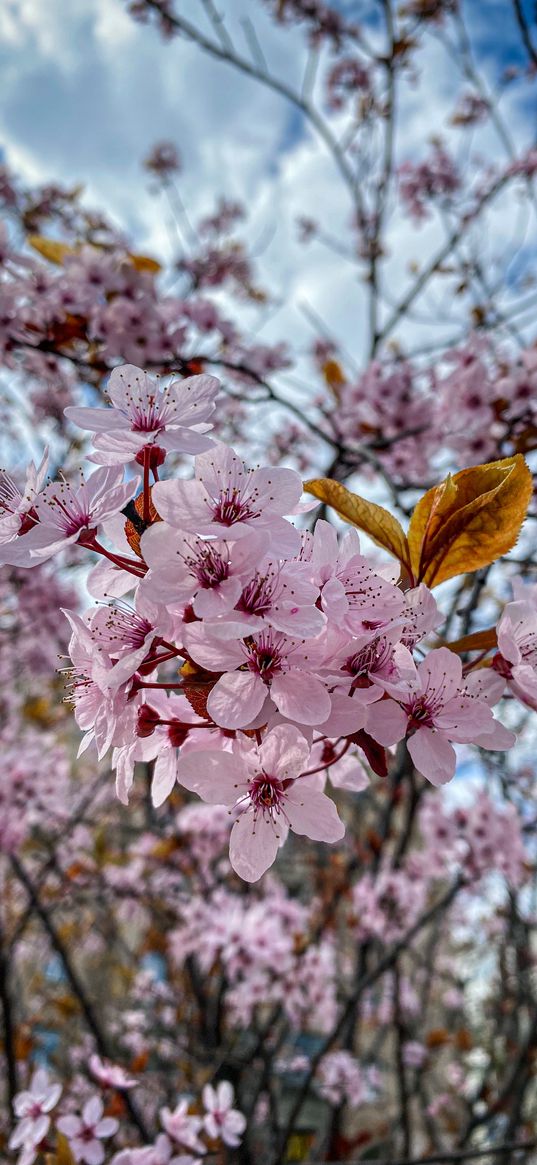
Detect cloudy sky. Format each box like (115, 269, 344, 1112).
(1, 0, 536, 366)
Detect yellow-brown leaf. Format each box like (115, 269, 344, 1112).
(304, 478, 411, 571)
(27, 235, 76, 265)
(127, 251, 161, 274)
(407, 455, 532, 587)
(46, 1133, 76, 1165)
(442, 628, 498, 654)
(321, 359, 346, 400)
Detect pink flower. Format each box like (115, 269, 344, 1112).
(113, 690, 202, 806)
(57, 1095, 119, 1165)
(494, 599, 537, 708)
(316, 1051, 368, 1106)
(62, 610, 136, 760)
(202, 1081, 246, 1147)
(175, 725, 345, 881)
(0, 448, 48, 545)
(306, 520, 404, 633)
(86, 592, 174, 688)
(160, 1100, 205, 1155)
(203, 556, 326, 639)
(0, 467, 136, 567)
(65, 363, 219, 465)
(185, 624, 331, 729)
(367, 648, 514, 785)
(151, 445, 303, 556)
(89, 1053, 137, 1090)
(140, 524, 263, 618)
(402, 1040, 428, 1069)
(9, 1068, 62, 1158)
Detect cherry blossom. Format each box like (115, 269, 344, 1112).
(140, 524, 264, 617)
(57, 1095, 119, 1165)
(9, 1069, 62, 1162)
(305, 519, 405, 632)
(65, 364, 218, 464)
(175, 724, 345, 881)
(367, 648, 514, 785)
(88, 1054, 137, 1090)
(494, 599, 537, 708)
(0, 448, 48, 545)
(0, 466, 136, 567)
(202, 1081, 246, 1147)
(185, 624, 331, 728)
(151, 445, 303, 555)
(159, 1100, 205, 1155)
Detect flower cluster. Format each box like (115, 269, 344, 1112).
(7, 1067, 245, 1165)
(0, 363, 520, 883)
(327, 336, 537, 484)
(398, 143, 461, 223)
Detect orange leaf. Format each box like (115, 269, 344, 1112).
(455, 1028, 473, 1052)
(124, 492, 161, 558)
(407, 455, 532, 587)
(27, 235, 76, 264)
(127, 251, 161, 274)
(426, 1027, 451, 1048)
(321, 359, 346, 400)
(304, 478, 411, 572)
(46, 1133, 76, 1165)
(442, 628, 498, 654)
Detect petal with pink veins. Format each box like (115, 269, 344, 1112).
(151, 749, 178, 807)
(366, 699, 408, 746)
(208, 671, 267, 728)
(270, 670, 331, 725)
(176, 749, 245, 803)
(407, 727, 457, 785)
(257, 724, 310, 781)
(229, 809, 283, 882)
(284, 784, 345, 842)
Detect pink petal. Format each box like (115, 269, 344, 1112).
(472, 720, 516, 750)
(64, 406, 125, 432)
(82, 1141, 105, 1165)
(192, 576, 242, 618)
(316, 693, 369, 737)
(366, 699, 408, 746)
(270, 670, 331, 725)
(151, 478, 210, 530)
(95, 1117, 119, 1137)
(250, 466, 302, 513)
(418, 648, 462, 703)
(176, 749, 245, 803)
(407, 727, 456, 786)
(327, 754, 370, 792)
(184, 626, 245, 672)
(257, 724, 310, 781)
(284, 785, 345, 842)
(83, 1096, 103, 1125)
(434, 695, 492, 740)
(57, 1115, 82, 1138)
(216, 1081, 234, 1109)
(207, 671, 267, 728)
(161, 428, 214, 454)
(151, 749, 178, 807)
(229, 809, 282, 882)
